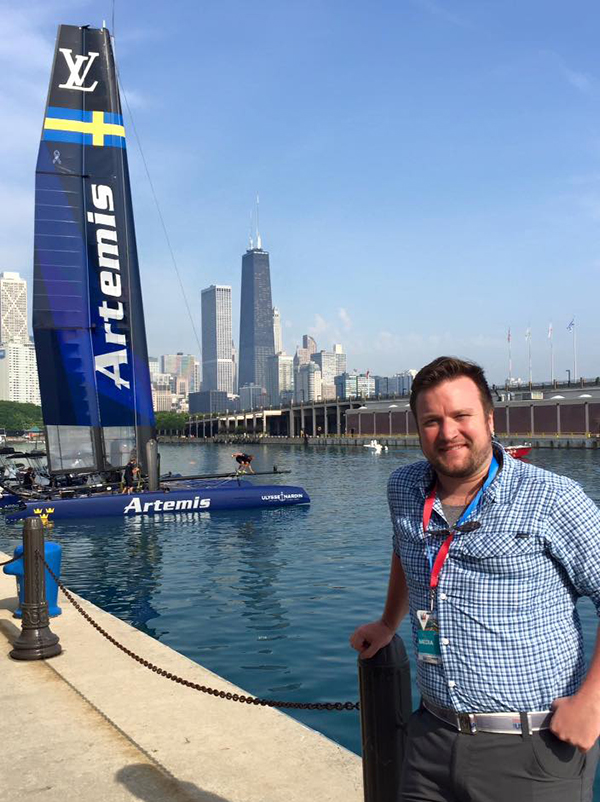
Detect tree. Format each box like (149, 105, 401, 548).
(155, 411, 188, 433)
(0, 401, 44, 433)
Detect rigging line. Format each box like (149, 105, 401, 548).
(117, 73, 203, 358)
(110, 31, 140, 435)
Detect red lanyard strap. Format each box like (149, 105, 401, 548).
(422, 485, 453, 591)
(430, 533, 454, 589)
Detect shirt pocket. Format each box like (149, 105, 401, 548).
(451, 528, 548, 608)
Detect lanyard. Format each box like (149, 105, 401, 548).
(423, 455, 499, 601)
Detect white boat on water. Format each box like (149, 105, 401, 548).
(363, 439, 388, 454)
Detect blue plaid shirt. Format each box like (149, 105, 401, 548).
(388, 445, 600, 713)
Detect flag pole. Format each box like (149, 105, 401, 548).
(549, 323, 554, 384)
(526, 327, 532, 385)
(573, 320, 578, 381)
(507, 327, 512, 386)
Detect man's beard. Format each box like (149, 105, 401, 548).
(427, 432, 494, 479)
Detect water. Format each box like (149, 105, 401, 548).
(1, 443, 598, 792)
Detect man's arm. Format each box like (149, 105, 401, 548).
(551, 625, 600, 752)
(545, 482, 600, 751)
(350, 552, 409, 659)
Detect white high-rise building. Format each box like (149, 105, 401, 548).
(273, 307, 283, 354)
(0, 272, 28, 344)
(332, 343, 347, 377)
(295, 361, 322, 402)
(266, 352, 293, 405)
(201, 285, 234, 394)
(311, 351, 339, 399)
(148, 356, 160, 382)
(0, 342, 40, 405)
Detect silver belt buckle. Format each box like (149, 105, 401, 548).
(457, 713, 476, 734)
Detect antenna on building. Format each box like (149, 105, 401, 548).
(255, 194, 262, 250)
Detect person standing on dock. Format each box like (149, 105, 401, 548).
(351, 356, 600, 801)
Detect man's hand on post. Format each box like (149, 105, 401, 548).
(550, 693, 600, 752)
(350, 619, 395, 659)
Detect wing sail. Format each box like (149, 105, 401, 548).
(34, 24, 154, 474)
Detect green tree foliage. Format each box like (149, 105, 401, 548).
(0, 401, 43, 432)
(155, 411, 188, 432)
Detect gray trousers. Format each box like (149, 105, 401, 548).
(400, 708, 599, 802)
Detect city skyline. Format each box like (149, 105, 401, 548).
(1, 1, 599, 385)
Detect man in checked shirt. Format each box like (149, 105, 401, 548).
(351, 356, 600, 801)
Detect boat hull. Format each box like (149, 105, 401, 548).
(6, 482, 310, 523)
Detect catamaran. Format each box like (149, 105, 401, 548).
(8, 24, 309, 523)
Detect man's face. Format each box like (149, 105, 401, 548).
(415, 376, 494, 479)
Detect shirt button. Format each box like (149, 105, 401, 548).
(448, 680, 456, 689)
(441, 638, 449, 646)
(439, 593, 447, 601)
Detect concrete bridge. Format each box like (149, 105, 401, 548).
(184, 391, 600, 441)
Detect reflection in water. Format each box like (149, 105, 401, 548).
(1, 443, 598, 770)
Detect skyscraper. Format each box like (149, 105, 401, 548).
(161, 352, 200, 394)
(311, 350, 338, 399)
(238, 237, 275, 391)
(273, 307, 282, 354)
(0, 272, 28, 344)
(0, 342, 40, 404)
(266, 352, 293, 405)
(201, 285, 234, 394)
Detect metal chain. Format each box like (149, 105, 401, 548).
(39, 552, 359, 712)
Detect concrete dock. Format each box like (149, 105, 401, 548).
(0, 553, 362, 802)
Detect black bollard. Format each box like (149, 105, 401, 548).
(10, 517, 62, 661)
(146, 438, 159, 491)
(358, 635, 412, 802)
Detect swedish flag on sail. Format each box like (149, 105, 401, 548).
(43, 106, 126, 148)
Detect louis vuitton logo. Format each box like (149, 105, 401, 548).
(58, 48, 99, 92)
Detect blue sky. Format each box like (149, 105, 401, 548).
(1, 0, 599, 384)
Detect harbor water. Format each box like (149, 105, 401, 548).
(1, 443, 599, 794)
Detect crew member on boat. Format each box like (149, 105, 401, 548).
(122, 459, 140, 494)
(232, 453, 255, 473)
(350, 356, 600, 801)
(22, 467, 35, 490)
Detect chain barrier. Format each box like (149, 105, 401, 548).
(38, 552, 359, 712)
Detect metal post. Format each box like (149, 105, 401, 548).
(358, 635, 412, 802)
(146, 439, 159, 491)
(10, 517, 61, 661)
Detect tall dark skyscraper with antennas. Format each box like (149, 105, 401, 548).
(238, 213, 275, 392)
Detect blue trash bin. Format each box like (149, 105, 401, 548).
(3, 541, 62, 617)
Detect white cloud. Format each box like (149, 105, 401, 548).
(308, 314, 329, 338)
(338, 307, 352, 331)
(540, 50, 595, 95)
(410, 0, 471, 28)
(561, 66, 593, 94)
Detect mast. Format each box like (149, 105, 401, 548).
(33, 24, 155, 474)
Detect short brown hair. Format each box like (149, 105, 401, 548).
(409, 356, 494, 420)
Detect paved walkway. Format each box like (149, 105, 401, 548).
(0, 553, 362, 802)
